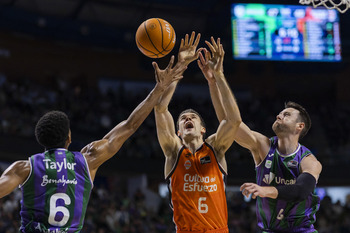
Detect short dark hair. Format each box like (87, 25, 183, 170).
(35, 111, 70, 149)
(285, 101, 311, 139)
(176, 109, 206, 131)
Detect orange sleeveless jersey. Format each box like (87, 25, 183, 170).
(166, 142, 228, 233)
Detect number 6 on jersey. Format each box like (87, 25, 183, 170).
(198, 197, 208, 213)
(49, 193, 71, 226)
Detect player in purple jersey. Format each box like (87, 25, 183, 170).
(236, 102, 322, 232)
(0, 48, 198, 232)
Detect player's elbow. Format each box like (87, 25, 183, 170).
(154, 105, 167, 113)
(226, 117, 242, 130)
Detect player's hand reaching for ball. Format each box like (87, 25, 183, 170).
(197, 48, 215, 84)
(178, 31, 202, 66)
(203, 37, 225, 77)
(152, 55, 187, 88)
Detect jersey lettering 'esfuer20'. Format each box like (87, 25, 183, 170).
(167, 142, 228, 233)
(20, 149, 93, 233)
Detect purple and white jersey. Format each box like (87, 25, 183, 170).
(20, 149, 93, 233)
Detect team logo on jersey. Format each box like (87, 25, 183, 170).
(265, 160, 272, 169)
(263, 172, 275, 185)
(287, 160, 298, 168)
(185, 153, 192, 158)
(184, 160, 191, 170)
(200, 155, 211, 164)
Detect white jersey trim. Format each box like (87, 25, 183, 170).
(165, 145, 184, 180)
(277, 143, 301, 157)
(82, 153, 94, 188)
(19, 157, 33, 188)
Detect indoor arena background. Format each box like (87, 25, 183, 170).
(0, 0, 349, 232)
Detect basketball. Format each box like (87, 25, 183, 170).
(135, 18, 176, 58)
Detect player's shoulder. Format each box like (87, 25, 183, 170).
(13, 160, 30, 169)
(10, 160, 31, 178)
(81, 139, 108, 155)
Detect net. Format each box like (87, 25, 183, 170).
(299, 0, 350, 13)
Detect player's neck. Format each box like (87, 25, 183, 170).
(182, 137, 203, 154)
(277, 135, 299, 155)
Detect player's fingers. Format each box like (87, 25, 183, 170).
(197, 59, 204, 70)
(252, 191, 259, 199)
(185, 33, 189, 46)
(152, 62, 160, 82)
(217, 38, 221, 48)
(240, 183, 250, 191)
(205, 40, 216, 54)
(198, 50, 206, 64)
(152, 61, 159, 71)
(194, 33, 201, 47)
(242, 191, 248, 198)
(242, 189, 249, 197)
(180, 38, 184, 48)
(197, 47, 205, 54)
(205, 49, 212, 61)
(241, 183, 256, 191)
(211, 36, 218, 50)
(166, 55, 175, 69)
(220, 44, 225, 56)
(189, 31, 195, 45)
(193, 48, 203, 60)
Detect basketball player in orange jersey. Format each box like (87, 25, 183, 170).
(154, 33, 242, 233)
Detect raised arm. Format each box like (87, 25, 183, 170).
(154, 81, 182, 158)
(202, 38, 241, 155)
(155, 32, 202, 177)
(198, 39, 269, 165)
(198, 46, 225, 122)
(82, 56, 187, 180)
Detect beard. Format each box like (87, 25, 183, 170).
(272, 121, 290, 135)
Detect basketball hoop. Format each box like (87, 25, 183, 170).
(299, 0, 350, 13)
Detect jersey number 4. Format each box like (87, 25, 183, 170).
(49, 193, 71, 226)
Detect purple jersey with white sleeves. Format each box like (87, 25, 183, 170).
(20, 148, 93, 233)
(255, 136, 320, 233)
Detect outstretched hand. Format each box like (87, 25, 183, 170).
(197, 49, 215, 83)
(152, 55, 187, 88)
(198, 37, 225, 80)
(178, 31, 202, 66)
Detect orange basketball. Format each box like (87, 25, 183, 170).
(135, 18, 176, 58)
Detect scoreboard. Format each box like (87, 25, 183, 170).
(231, 3, 341, 62)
